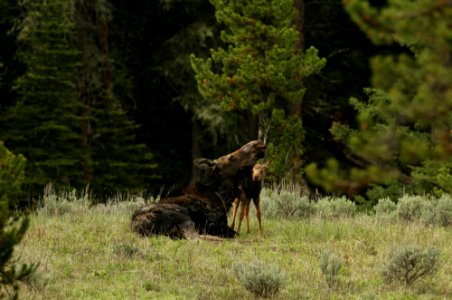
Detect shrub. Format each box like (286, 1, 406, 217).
(435, 194, 452, 226)
(261, 189, 314, 219)
(419, 200, 437, 226)
(420, 194, 452, 226)
(388, 194, 452, 226)
(39, 193, 74, 216)
(374, 197, 397, 216)
(290, 195, 315, 218)
(233, 260, 285, 298)
(396, 195, 428, 221)
(315, 197, 356, 219)
(318, 250, 342, 288)
(38, 184, 91, 216)
(381, 246, 440, 286)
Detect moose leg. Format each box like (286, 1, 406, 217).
(245, 202, 251, 233)
(237, 191, 250, 233)
(230, 198, 240, 229)
(237, 203, 244, 233)
(254, 197, 263, 235)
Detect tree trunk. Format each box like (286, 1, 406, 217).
(257, 111, 266, 142)
(98, 21, 112, 98)
(78, 7, 93, 185)
(191, 121, 202, 180)
(294, 0, 305, 51)
(80, 85, 93, 184)
(290, 0, 305, 117)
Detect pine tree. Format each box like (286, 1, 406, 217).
(0, 142, 37, 299)
(2, 0, 86, 191)
(75, 0, 157, 195)
(191, 0, 326, 182)
(306, 0, 452, 199)
(1, 0, 157, 195)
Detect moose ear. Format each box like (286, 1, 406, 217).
(194, 158, 216, 170)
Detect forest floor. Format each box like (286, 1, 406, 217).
(15, 192, 452, 299)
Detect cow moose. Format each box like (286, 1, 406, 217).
(131, 140, 266, 239)
(230, 162, 268, 235)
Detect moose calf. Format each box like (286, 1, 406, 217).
(230, 162, 268, 235)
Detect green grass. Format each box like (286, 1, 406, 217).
(15, 193, 452, 299)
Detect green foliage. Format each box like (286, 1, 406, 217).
(371, 193, 452, 226)
(0, 143, 25, 205)
(38, 184, 90, 216)
(261, 189, 314, 219)
(37, 184, 149, 217)
(412, 160, 452, 194)
(381, 246, 440, 286)
(309, 0, 452, 197)
(88, 100, 158, 194)
(306, 156, 395, 198)
(362, 182, 410, 204)
(0, 0, 157, 195)
(318, 250, 342, 289)
(261, 189, 357, 219)
(263, 187, 451, 226)
(314, 197, 357, 219)
(2, 0, 85, 190)
(435, 194, 452, 227)
(265, 109, 305, 182)
(191, 0, 326, 181)
(396, 195, 428, 222)
(373, 197, 396, 216)
(0, 142, 37, 299)
(418, 194, 452, 227)
(233, 260, 285, 298)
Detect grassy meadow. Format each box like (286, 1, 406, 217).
(15, 189, 452, 299)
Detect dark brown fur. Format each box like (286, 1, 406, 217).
(131, 141, 266, 239)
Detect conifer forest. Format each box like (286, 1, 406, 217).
(1, 0, 451, 204)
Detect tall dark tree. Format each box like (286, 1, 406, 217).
(107, 0, 197, 189)
(307, 0, 452, 200)
(1, 0, 157, 195)
(301, 0, 375, 168)
(2, 0, 86, 191)
(75, 0, 157, 194)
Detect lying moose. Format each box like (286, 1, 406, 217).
(131, 140, 266, 239)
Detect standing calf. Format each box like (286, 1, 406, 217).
(230, 162, 268, 234)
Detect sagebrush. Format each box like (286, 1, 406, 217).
(381, 246, 440, 286)
(233, 260, 285, 298)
